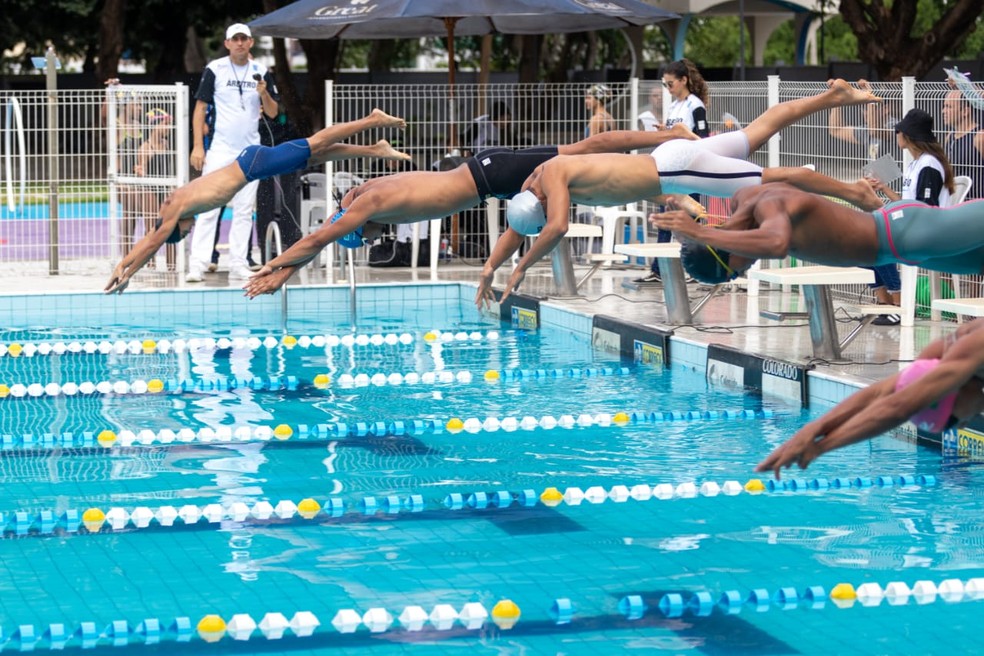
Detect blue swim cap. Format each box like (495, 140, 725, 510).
(330, 208, 365, 249)
(507, 190, 547, 236)
(154, 217, 186, 244)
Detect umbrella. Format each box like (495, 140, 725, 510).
(250, 0, 677, 94)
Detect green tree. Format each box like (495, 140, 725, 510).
(839, 0, 984, 80)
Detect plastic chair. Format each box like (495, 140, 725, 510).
(931, 175, 973, 318)
(298, 172, 328, 235)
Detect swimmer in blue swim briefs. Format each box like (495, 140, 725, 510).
(105, 109, 408, 294)
(652, 182, 984, 285)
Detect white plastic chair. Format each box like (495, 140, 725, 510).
(931, 176, 974, 319)
(574, 203, 648, 256)
(298, 172, 329, 236)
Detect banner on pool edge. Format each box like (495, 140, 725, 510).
(494, 292, 539, 331)
(941, 416, 984, 459)
(591, 315, 671, 366)
(706, 344, 811, 406)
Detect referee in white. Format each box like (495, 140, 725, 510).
(187, 23, 279, 282)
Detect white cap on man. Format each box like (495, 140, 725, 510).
(226, 23, 252, 40)
(506, 190, 547, 236)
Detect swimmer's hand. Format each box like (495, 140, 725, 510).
(475, 268, 497, 309)
(243, 265, 295, 298)
(666, 194, 707, 217)
(651, 209, 703, 238)
(755, 424, 825, 479)
(499, 268, 527, 304)
(105, 263, 133, 294)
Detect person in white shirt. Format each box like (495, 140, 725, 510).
(865, 108, 955, 323)
(186, 23, 280, 283)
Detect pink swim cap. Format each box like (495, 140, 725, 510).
(894, 358, 958, 433)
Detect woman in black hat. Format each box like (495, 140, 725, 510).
(868, 108, 955, 205)
(864, 108, 957, 323)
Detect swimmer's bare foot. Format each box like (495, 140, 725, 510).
(826, 78, 882, 105)
(852, 178, 883, 211)
(369, 108, 406, 130)
(373, 139, 411, 161)
(669, 122, 699, 141)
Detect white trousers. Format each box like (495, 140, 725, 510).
(189, 147, 258, 270)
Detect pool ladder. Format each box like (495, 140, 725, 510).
(264, 223, 359, 333)
(264, 223, 288, 335)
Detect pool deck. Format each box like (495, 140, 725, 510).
(29, 257, 958, 407)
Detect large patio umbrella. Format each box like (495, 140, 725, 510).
(250, 0, 678, 111)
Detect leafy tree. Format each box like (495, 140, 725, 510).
(839, 0, 984, 80)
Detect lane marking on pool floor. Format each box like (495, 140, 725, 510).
(0, 329, 505, 358)
(0, 473, 938, 539)
(0, 576, 981, 651)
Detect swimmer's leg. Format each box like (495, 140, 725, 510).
(743, 79, 881, 152)
(305, 109, 406, 163)
(318, 140, 410, 162)
(762, 167, 882, 210)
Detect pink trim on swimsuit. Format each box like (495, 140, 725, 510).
(877, 204, 925, 266)
(894, 358, 958, 433)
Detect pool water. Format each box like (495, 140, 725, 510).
(0, 291, 981, 655)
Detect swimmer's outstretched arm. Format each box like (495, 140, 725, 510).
(244, 208, 369, 298)
(756, 333, 963, 478)
(653, 197, 793, 259)
(500, 175, 572, 303)
(475, 228, 525, 308)
(560, 123, 697, 156)
(105, 213, 182, 294)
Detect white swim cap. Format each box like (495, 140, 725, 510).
(507, 191, 546, 236)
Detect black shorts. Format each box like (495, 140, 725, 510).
(465, 146, 559, 200)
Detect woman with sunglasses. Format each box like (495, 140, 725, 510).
(662, 59, 711, 140)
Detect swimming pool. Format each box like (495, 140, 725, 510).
(0, 284, 980, 655)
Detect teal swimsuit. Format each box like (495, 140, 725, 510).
(872, 199, 984, 274)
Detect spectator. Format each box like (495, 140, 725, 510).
(465, 101, 513, 155)
(186, 23, 279, 283)
(941, 88, 984, 199)
(865, 108, 955, 324)
(103, 80, 145, 257)
(636, 60, 710, 285)
(637, 85, 663, 132)
(585, 84, 615, 137)
(134, 108, 177, 270)
(828, 81, 900, 161)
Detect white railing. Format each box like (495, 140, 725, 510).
(3, 76, 982, 323)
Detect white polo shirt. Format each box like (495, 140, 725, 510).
(195, 56, 278, 153)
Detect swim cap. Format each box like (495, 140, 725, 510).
(330, 208, 365, 249)
(894, 358, 958, 432)
(154, 217, 186, 244)
(587, 84, 612, 102)
(146, 108, 171, 125)
(507, 190, 546, 236)
(680, 239, 737, 284)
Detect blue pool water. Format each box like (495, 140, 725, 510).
(0, 285, 981, 655)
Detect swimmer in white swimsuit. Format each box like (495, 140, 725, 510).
(496, 79, 883, 302)
(757, 319, 984, 478)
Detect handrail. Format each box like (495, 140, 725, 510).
(263, 222, 287, 335)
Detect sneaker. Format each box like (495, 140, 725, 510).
(247, 261, 263, 272)
(228, 264, 254, 280)
(206, 263, 218, 273)
(633, 272, 662, 284)
(185, 268, 204, 283)
(872, 313, 901, 326)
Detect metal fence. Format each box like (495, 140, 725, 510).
(2, 76, 983, 322)
(0, 85, 188, 277)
